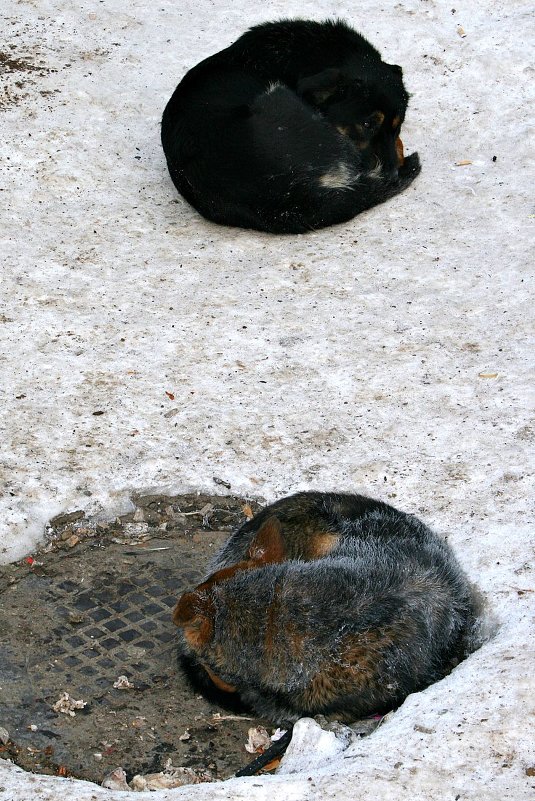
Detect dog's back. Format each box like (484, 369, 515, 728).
(209, 491, 433, 569)
(204, 555, 473, 722)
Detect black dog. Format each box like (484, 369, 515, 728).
(161, 19, 421, 234)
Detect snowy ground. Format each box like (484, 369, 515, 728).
(1, 0, 534, 798)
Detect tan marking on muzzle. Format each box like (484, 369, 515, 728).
(395, 137, 404, 166)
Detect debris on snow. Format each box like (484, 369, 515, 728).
(277, 718, 352, 775)
(113, 675, 135, 690)
(101, 767, 129, 791)
(245, 726, 272, 754)
(129, 759, 213, 790)
(52, 693, 87, 717)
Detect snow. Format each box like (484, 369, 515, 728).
(1, 0, 534, 799)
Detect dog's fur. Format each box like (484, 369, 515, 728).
(161, 19, 421, 233)
(173, 492, 478, 725)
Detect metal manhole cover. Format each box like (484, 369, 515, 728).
(0, 492, 272, 784)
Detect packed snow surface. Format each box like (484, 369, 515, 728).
(0, 0, 533, 799)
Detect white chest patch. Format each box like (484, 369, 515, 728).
(319, 163, 356, 190)
(265, 81, 283, 95)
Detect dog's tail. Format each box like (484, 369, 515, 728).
(258, 150, 421, 234)
(340, 151, 421, 215)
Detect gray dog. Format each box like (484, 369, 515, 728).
(174, 492, 478, 724)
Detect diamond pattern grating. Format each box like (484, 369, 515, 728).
(0, 493, 263, 784)
(44, 572, 179, 686)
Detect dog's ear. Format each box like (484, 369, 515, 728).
(297, 67, 341, 103)
(247, 516, 286, 565)
(173, 589, 215, 648)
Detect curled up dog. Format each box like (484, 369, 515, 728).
(161, 19, 421, 233)
(173, 492, 479, 726)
